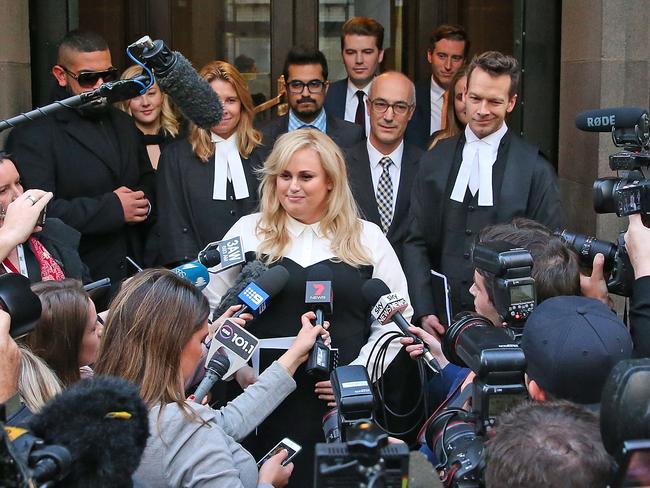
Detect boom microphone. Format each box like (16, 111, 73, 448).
(192, 353, 230, 404)
(362, 279, 441, 374)
(26, 375, 149, 487)
(575, 107, 649, 132)
(130, 36, 223, 130)
(305, 264, 334, 376)
(214, 260, 269, 317)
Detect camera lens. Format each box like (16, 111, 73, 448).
(557, 230, 617, 273)
(593, 177, 621, 214)
(442, 313, 494, 368)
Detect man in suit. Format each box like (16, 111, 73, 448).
(260, 47, 364, 149)
(345, 71, 422, 263)
(7, 30, 153, 301)
(324, 16, 385, 136)
(405, 24, 469, 150)
(403, 51, 563, 338)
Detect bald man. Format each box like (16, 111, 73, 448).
(7, 30, 154, 303)
(345, 71, 423, 262)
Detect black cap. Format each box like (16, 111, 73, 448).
(521, 295, 632, 405)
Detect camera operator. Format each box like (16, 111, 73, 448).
(484, 400, 611, 488)
(624, 213, 650, 357)
(0, 310, 22, 415)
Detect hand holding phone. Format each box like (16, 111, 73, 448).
(256, 438, 301, 468)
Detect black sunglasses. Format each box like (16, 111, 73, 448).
(59, 66, 119, 88)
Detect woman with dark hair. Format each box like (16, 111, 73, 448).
(156, 61, 267, 267)
(26, 279, 101, 387)
(94, 268, 329, 487)
(0, 152, 87, 282)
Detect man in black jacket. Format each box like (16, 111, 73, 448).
(260, 47, 364, 150)
(403, 51, 563, 336)
(625, 213, 650, 357)
(7, 30, 153, 301)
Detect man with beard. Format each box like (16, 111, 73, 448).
(7, 30, 153, 302)
(260, 47, 364, 149)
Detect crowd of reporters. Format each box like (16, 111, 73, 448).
(0, 19, 649, 488)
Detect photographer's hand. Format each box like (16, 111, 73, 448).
(625, 214, 650, 279)
(580, 253, 614, 308)
(278, 311, 330, 376)
(0, 310, 21, 403)
(400, 326, 449, 369)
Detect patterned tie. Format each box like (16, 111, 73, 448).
(354, 90, 366, 135)
(376, 156, 393, 234)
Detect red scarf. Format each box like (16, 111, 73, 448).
(2, 238, 65, 281)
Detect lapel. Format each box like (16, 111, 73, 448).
(416, 81, 432, 135)
(327, 80, 347, 119)
(55, 108, 122, 177)
(389, 144, 421, 234)
(347, 143, 382, 225)
(495, 131, 534, 221)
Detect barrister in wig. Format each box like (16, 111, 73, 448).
(203, 129, 414, 486)
(156, 61, 267, 267)
(95, 268, 329, 487)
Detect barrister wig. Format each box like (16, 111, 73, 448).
(94, 269, 209, 418)
(189, 60, 262, 162)
(256, 129, 371, 267)
(117, 64, 182, 138)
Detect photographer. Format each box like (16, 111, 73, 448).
(484, 400, 611, 488)
(624, 213, 650, 357)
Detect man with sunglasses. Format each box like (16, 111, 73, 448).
(8, 30, 154, 305)
(259, 47, 364, 150)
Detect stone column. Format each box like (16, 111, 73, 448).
(0, 0, 31, 145)
(558, 0, 650, 240)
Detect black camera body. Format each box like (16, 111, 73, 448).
(425, 314, 528, 487)
(315, 365, 409, 488)
(472, 241, 536, 328)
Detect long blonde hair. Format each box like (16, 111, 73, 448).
(18, 346, 63, 413)
(94, 269, 210, 419)
(257, 129, 371, 266)
(117, 65, 182, 138)
(429, 65, 469, 150)
(189, 60, 262, 162)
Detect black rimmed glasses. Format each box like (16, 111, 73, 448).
(59, 66, 119, 88)
(368, 98, 414, 116)
(286, 79, 327, 94)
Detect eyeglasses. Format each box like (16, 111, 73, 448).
(286, 79, 327, 94)
(368, 98, 414, 116)
(59, 66, 119, 88)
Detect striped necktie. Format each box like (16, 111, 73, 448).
(376, 156, 394, 234)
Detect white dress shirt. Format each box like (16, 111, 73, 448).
(429, 77, 446, 134)
(203, 212, 413, 378)
(344, 79, 371, 130)
(450, 123, 509, 206)
(211, 132, 250, 200)
(367, 139, 404, 216)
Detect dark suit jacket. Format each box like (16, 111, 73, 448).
(403, 131, 564, 320)
(324, 78, 348, 120)
(259, 111, 365, 150)
(405, 80, 433, 150)
(345, 141, 423, 262)
(7, 105, 154, 297)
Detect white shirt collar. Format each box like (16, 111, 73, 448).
(347, 79, 371, 98)
(430, 77, 446, 101)
(285, 214, 325, 239)
(465, 121, 508, 146)
(366, 139, 404, 170)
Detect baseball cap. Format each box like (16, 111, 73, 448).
(521, 295, 632, 405)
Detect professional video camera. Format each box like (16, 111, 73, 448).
(472, 240, 536, 333)
(422, 314, 528, 487)
(576, 107, 650, 217)
(557, 229, 635, 297)
(600, 358, 650, 488)
(315, 365, 409, 488)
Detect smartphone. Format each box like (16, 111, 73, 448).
(37, 204, 47, 226)
(256, 438, 301, 468)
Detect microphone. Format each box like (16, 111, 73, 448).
(192, 353, 230, 404)
(305, 264, 333, 376)
(198, 236, 246, 270)
(130, 36, 223, 130)
(234, 265, 290, 318)
(172, 260, 210, 290)
(575, 107, 649, 132)
(25, 375, 149, 487)
(214, 260, 269, 317)
(361, 279, 441, 374)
